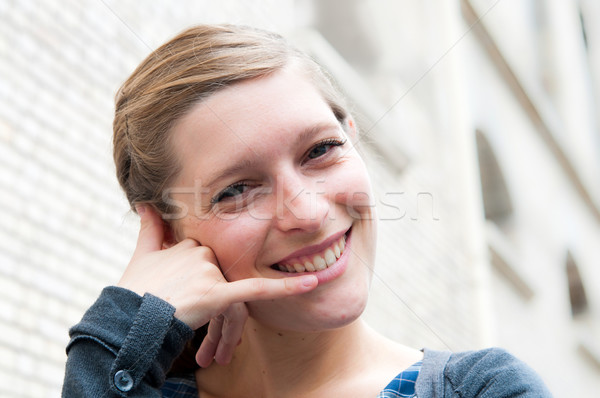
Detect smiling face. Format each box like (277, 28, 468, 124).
(169, 64, 377, 332)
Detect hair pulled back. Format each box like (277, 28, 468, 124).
(113, 24, 348, 214)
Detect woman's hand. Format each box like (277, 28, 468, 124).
(117, 205, 318, 366)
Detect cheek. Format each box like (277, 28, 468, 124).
(179, 215, 269, 281)
(216, 218, 266, 279)
(331, 161, 375, 218)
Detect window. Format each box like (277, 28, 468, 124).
(566, 251, 589, 317)
(475, 130, 513, 223)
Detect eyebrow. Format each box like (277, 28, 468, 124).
(202, 122, 341, 189)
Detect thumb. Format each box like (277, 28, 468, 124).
(221, 275, 318, 305)
(133, 204, 165, 256)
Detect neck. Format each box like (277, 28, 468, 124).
(245, 318, 371, 391)
(198, 318, 380, 397)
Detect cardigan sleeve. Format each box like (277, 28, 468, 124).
(443, 347, 553, 397)
(62, 286, 194, 397)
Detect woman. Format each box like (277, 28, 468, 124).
(62, 25, 552, 397)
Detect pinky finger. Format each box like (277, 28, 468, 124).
(195, 316, 224, 368)
(214, 304, 247, 365)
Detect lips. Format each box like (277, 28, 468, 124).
(271, 229, 349, 273)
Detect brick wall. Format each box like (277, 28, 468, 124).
(2, 1, 599, 396)
(0, 1, 299, 396)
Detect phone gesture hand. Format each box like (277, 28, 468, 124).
(118, 205, 318, 366)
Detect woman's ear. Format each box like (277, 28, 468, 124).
(162, 221, 178, 249)
(346, 116, 358, 141)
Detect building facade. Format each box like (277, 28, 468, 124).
(0, 0, 598, 396)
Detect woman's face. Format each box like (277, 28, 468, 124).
(169, 65, 377, 332)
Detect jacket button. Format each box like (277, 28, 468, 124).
(114, 369, 134, 392)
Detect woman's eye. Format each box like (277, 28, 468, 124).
(307, 138, 346, 160)
(212, 183, 249, 204)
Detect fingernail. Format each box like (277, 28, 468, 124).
(136, 204, 146, 215)
(301, 275, 317, 287)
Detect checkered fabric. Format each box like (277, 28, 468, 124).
(162, 361, 422, 397)
(162, 374, 198, 397)
(376, 361, 422, 398)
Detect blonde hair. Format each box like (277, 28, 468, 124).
(113, 24, 349, 214)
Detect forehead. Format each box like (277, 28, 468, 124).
(170, 66, 338, 182)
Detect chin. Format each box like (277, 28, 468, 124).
(313, 284, 369, 330)
(312, 301, 367, 331)
(247, 281, 370, 333)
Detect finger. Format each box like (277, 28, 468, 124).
(133, 204, 165, 256)
(214, 304, 247, 365)
(196, 316, 224, 368)
(222, 275, 318, 305)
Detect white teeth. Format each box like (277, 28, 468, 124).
(313, 255, 327, 271)
(276, 233, 348, 273)
(293, 263, 305, 272)
(304, 260, 316, 272)
(324, 249, 336, 266)
(333, 244, 341, 259)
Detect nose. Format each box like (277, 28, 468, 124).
(273, 173, 329, 233)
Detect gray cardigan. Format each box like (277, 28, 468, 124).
(62, 287, 552, 397)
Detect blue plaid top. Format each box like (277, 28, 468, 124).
(377, 361, 422, 397)
(162, 361, 421, 397)
(161, 373, 197, 397)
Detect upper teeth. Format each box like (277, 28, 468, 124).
(277, 234, 346, 273)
